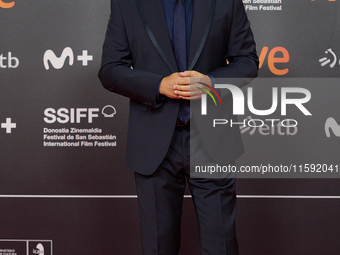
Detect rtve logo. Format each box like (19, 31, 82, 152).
(259, 46, 290, 76)
(0, 0, 15, 9)
(43, 47, 93, 70)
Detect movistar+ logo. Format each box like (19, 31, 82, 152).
(43, 47, 93, 70)
(325, 117, 340, 137)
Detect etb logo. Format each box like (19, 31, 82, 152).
(0, 52, 19, 68)
(43, 47, 93, 70)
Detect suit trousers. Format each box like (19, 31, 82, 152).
(135, 125, 239, 255)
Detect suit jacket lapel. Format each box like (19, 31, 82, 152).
(137, 0, 178, 73)
(188, 0, 216, 70)
(136, 0, 216, 72)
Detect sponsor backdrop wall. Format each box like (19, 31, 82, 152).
(1, 0, 340, 254)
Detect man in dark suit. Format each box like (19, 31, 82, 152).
(99, 0, 258, 254)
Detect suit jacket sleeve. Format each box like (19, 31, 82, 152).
(209, 0, 258, 80)
(98, 0, 163, 108)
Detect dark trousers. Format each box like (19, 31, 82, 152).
(135, 126, 239, 255)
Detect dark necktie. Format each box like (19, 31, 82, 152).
(173, 0, 190, 123)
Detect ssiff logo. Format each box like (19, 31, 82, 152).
(43, 47, 93, 70)
(102, 105, 117, 117)
(44, 105, 116, 124)
(0, 0, 15, 8)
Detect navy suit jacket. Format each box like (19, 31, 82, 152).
(99, 0, 258, 175)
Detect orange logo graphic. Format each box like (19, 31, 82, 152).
(0, 0, 15, 8)
(259, 46, 290, 76)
